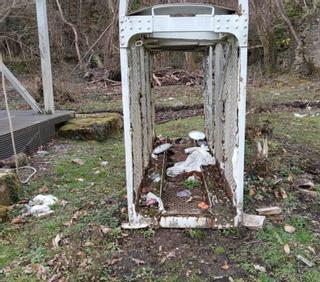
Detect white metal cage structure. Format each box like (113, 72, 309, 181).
(119, 1, 248, 229)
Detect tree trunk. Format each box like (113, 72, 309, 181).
(274, 0, 313, 75)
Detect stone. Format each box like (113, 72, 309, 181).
(58, 113, 122, 142)
(0, 205, 9, 223)
(0, 153, 28, 168)
(0, 169, 20, 206)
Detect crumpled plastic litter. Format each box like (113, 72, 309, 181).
(167, 149, 215, 177)
(177, 189, 192, 198)
(188, 130, 205, 141)
(146, 192, 165, 212)
(26, 194, 58, 217)
(29, 195, 58, 206)
(185, 145, 209, 154)
(149, 172, 161, 183)
(153, 143, 172, 155)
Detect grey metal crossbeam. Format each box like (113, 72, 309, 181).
(0, 62, 43, 113)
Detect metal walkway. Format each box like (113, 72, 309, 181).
(0, 110, 73, 159)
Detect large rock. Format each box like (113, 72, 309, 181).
(0, 205, 9, 223)
(58, 113, 122, 142)
(0, 169, 20, 206)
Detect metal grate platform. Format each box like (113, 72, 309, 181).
(0, 110, 74, 159)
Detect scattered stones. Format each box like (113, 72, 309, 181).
(256, 206, 282, 216)
(243, 213, 265, 229)
(58, 113, 123, 142)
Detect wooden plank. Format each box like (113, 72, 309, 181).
(36, 0, 55, 114)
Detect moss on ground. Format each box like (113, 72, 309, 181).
(59, 113, 122, 141)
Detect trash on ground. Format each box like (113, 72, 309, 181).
(188, 130, 206, 141)
(198, 201, 209, 209)
(294, 178, 315, 189)
(149, 172, 161, 183)
(167, 149, 215, 177)
(284, 224, 296, 233)
(296, 255, 314, 267)
(29, 195, 58, 206)
(71, 158, 84, 165)
(100, 161, 109, 166)
(256, 206, 282, 216)
(27, 194, 58, 217)
(153, 143, 172, 155)
(254, 264, 266, 272)
(29, 205, 53, 217)
(294, 113, 307, 118)
(242, 213, 265, 229)
(177, 189, 192, 198)
(37, 150, 49, 157)
(185, 146, 209, 154)
(146, 192, 165, 212)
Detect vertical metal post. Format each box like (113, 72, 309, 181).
(36, 0, 54, 114)
(235, 46, 248, 224)
(120, 48, 134, 222)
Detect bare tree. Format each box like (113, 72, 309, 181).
(55, 0, 84, 70)
(250, 0, 277, 74)
(274, 0, 313, 75)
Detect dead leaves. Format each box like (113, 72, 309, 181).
(198, 202, 209, 210)
(11, 216, 23, 224)
(221, 260, 230, 270)
(71, 158, 84, 166)
(283, 244, 291, 255)
(130, 257, 145, 265)
(63, 210, 87, 227)
(52, 233, 63, 250)
(284, 224, 296, 234)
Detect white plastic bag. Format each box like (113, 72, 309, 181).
(167, 149, 215, 177)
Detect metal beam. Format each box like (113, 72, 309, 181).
(36, 0, 54, 114)
(0, 61, 42, 113)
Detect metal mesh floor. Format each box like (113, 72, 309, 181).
(0, 110, 73, 159)
(162, 182, 207, 215)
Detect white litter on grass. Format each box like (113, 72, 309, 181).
(29, 195, 58, 206)
(185, 146, 209, 154)
(188, 130, 206, 141)
(294, 113, 307, 118)
(27, 194, 58, 217)
(146, 192, 165, 212)
(153, 143, 172, 155)
(100, 161, 109, 166)
(167, 149, 215, 177)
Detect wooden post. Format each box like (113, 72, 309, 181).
(36, 0, 54, 114)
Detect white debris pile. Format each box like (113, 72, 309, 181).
(26, 194, 58, 217)
(167, 148, 215, 177)
(152, 143, 172, 159)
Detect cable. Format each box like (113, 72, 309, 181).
(1, 62, 37, 184)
